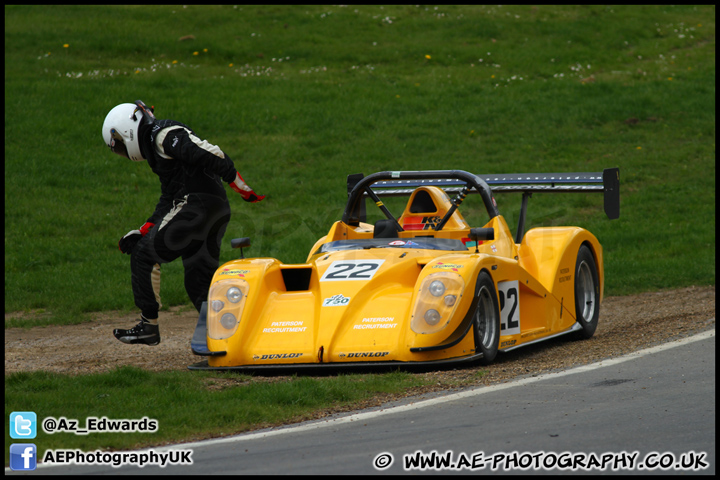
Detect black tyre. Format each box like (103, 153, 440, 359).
(473, 271, 501, 365)
(574, 244, 600, 339)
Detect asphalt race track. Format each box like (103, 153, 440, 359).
(13, 328, 715, 475)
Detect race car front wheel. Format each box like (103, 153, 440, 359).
(473, 271, 501, 365)
(574, 244, 600, 339)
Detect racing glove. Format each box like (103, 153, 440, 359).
(118, 222, 155, 254)
(229, 172, 265, 203)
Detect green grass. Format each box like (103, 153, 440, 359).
(5, 6, 715, 326)
(4, 5, 715, 462)
(5, 367, 431, 458)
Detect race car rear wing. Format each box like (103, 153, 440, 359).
(347, 168, 620, 242)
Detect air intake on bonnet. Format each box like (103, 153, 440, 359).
(281, 268, 312, 291)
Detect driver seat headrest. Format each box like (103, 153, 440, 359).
(373, 219, 400, 238)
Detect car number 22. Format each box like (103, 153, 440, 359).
(320, 260, 385, 282)
(498, 280, 521, 336)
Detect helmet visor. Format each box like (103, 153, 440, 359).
(109, 129, 129, 158)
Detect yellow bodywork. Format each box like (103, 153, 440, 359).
(200, 185, 604, 368)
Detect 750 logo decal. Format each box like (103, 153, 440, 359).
(323, 294, 350, 307)
(320, 260, 385, 282)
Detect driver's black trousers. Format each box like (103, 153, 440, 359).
(130, 193, 231, 319)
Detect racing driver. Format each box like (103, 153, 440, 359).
(102, 100, 264, 346)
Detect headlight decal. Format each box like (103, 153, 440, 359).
(410, 272, 465, 334)
(208, 279, 249, 339)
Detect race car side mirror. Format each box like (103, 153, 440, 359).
(231, 237, 251, 259)
(469, 228, 494, 253)
(469, 228, 494, 241)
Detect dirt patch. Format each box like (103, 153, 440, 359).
(4, 286, 715, 386)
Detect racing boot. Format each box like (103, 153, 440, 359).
(113, 317, 160, 346)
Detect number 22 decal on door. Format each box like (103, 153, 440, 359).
(320, 260, 385, 282)
(498, 280, 521, 335)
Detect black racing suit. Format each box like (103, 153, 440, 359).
(131, 119, 237, 319)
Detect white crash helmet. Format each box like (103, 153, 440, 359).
(102, 101, 155, 161)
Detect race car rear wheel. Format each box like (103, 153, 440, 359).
(473, 271, 501, 365)
(574, 244, 600, 339)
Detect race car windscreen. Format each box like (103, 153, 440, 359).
(315, 238, 468, 254)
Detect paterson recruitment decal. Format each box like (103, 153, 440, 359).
(354, 317, 397, 330)
(262, 321, 306, 333)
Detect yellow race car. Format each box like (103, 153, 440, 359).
(189, 169, 619, 371)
